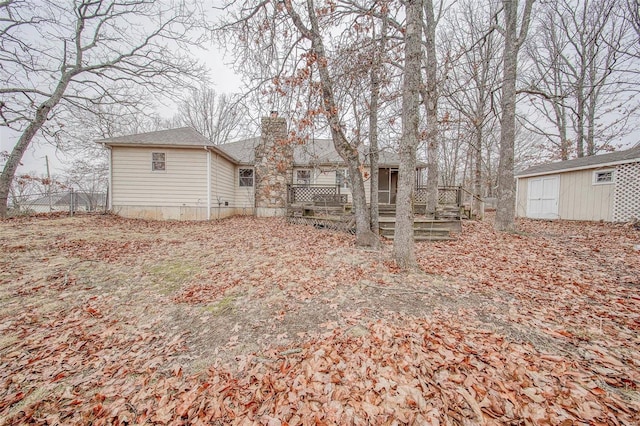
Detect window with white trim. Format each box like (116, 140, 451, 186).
(336, 169, 349, 189)
(239, 168, 254, 187)
(593, 169, 614, 185)
(152, 152, 165, 171)
(296, 169, 311, 186)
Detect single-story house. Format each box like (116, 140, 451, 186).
(515, 144, 640, 222)
(98, 115, 423, 221)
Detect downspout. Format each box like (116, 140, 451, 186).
(216, 153, 220, 219)
(514, 176, 519, 218)
(102, 143, 112, 211)
(205, 147, 211, 220)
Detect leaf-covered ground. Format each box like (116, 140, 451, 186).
(0, 213, 638, 425)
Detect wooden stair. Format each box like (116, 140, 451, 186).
(378, 217, 460, 241)
(436, 205, 463, 220)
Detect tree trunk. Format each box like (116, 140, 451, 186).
(473, 123, 483, 219)
(586, 57, 597, 155)
(423, 0, 439, 217)
(554, 102, 569, 160)
(576, 87, 586, 157)
(369, 17, 388, 235)
(393, 0, 423, 269)
(0, 74, 72, 217)
(286, 0, 376, 246)
(369, 64, 380, 234)
(495, 0, 534, 232)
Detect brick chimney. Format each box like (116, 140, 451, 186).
(254, 115, 292, 216)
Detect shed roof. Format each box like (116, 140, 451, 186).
(516, 145, 640, 178)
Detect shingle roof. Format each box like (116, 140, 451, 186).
(216, 137, 259, 164)
(97, 127, 423, 168)
(516, 145, 640, 177)
(96, 127, 212, 147)
(217, 137, 416, 167)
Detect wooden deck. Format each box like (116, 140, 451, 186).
(286, 204, 462, 241)
(378, 217, 460, 241)
(285, 185, 468, 241)
(287, 215, 356, 234)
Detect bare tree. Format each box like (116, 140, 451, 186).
(442, 0, 502, 217)
(63, 159, 108, 211)
(495, 0, 535, 232)
(628, 0, 640, 41)
(173, 86, 250, 144)
(393, 0, 424, 269)
(524, 0, 636, 159)
(218, 0, 383, 246)
(0, 0, 207, 217)
(523, 9, 572, 160)
(284, 0, 379, 246)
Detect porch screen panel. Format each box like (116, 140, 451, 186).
(378, 168, 390, 203)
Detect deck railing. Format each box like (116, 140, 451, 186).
(288, 184, 463, 206)
(415, 186, 462, 206)
(287, 184, 342, 204)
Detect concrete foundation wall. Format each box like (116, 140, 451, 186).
(111, 205, 253, 221)
(255, 207, 286, 217)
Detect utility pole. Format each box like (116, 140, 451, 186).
(45, 155, 52, 212)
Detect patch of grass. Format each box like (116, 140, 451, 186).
(509, 229, 532, 237)
(203, 295, 236, 316)
(0, 334, 18, 352)
(36, 299, 66, 315)
(148, 261, 201, 295)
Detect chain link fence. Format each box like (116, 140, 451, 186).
(8, 189, 108, 217)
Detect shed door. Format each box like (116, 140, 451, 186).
(527, 176, 559, 219)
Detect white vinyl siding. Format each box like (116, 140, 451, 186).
(111, 147, 207, 207)
(210, 153, 236, 207)
(558, 169, 613, 221)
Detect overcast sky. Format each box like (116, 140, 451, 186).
(0, 45, 243, 176)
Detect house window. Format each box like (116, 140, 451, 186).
(296, 170, 311, 186)
(593, 169, 614, 185)
(336, 169, 349, 189)
(239, 168, 254, 187)
(152, 152, 165, 171)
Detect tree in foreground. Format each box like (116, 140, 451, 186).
(218, 0, 385, 246)
(0, 0, 207, 217)
(494, 0, 535, 232)
(393, 0, 424, 269)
